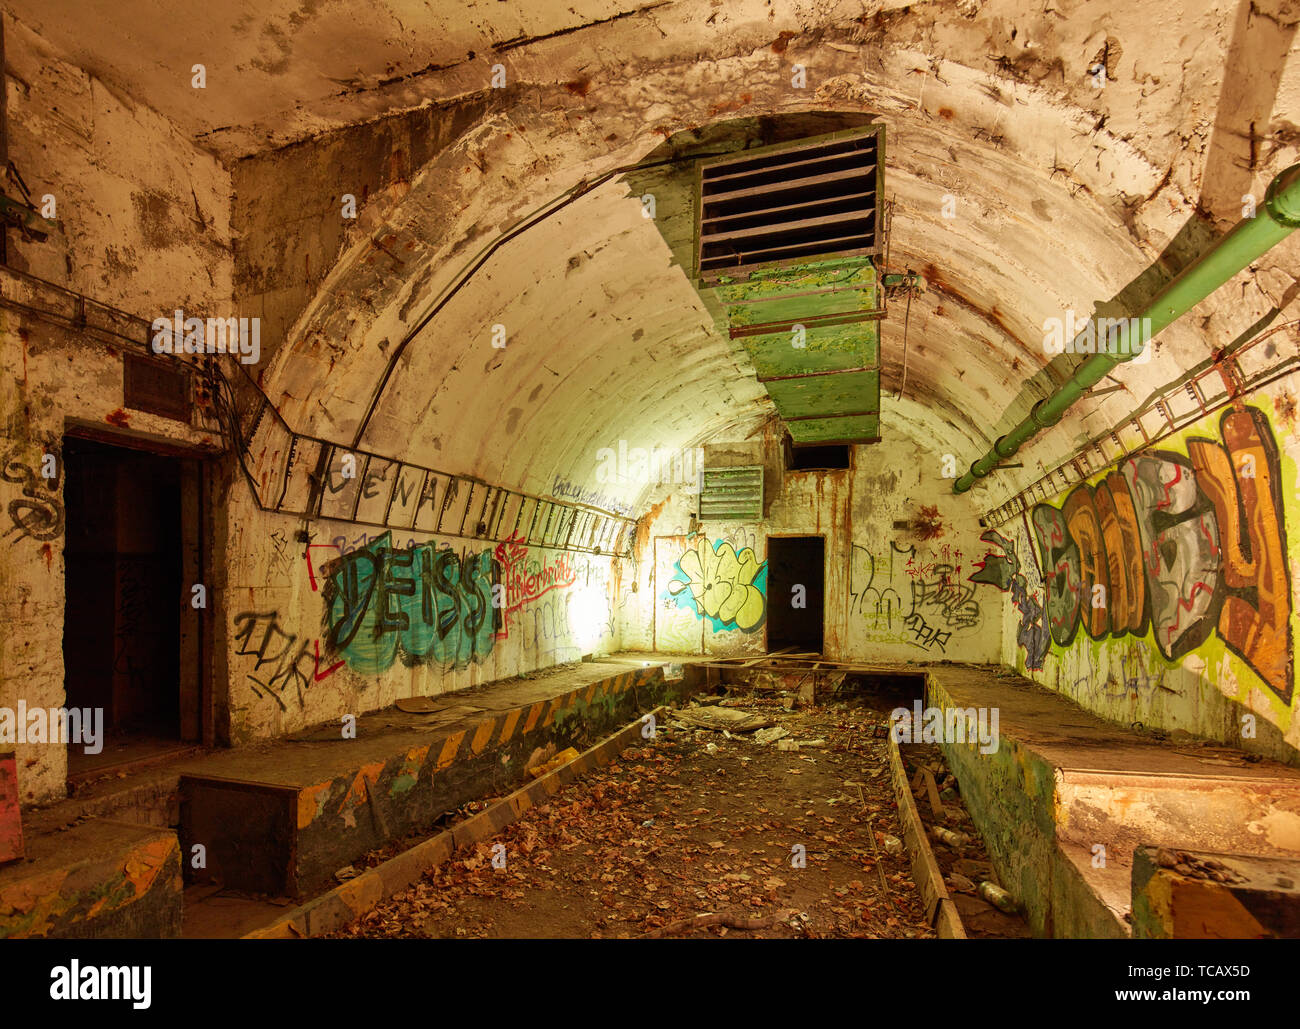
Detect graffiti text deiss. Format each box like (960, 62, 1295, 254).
(322, 533, 500, 674)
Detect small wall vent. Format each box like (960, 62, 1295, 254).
(697, 465, 764, 521)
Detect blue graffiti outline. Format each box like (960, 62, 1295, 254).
(666, 538, 769, 632)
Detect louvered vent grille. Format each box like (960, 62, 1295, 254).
(697, 130, 881, 285)
(697, 465, 764, 521)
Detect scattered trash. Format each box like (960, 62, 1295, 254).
(754, 726, 790, 746)
(776, 739, 799, 752)
(977, 881, 1019, 914)
(335, 865, 360, 882)
(1154, 848, 1248, 884)
(528, 746, 580, 779)
(946, 872, 976, 894)
(882, 834, 904, 857)
(930, 825, 969, 848)
(674, 707, 775, 733)
(641, 819, 655, 828)
(705, 743, 719, 756)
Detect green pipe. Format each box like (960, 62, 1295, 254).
(953, 163, 1300, 494)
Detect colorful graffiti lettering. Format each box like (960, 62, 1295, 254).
(666, 537, 767, 632)
(493, 532, 579, 617)
(969, 530, 1049, 670)
(1019, 407, 1292, 704)
(322, 532, 500, 674)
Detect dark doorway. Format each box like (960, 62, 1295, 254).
(63, 436, 190, 776)
(766, 535, 824, 654)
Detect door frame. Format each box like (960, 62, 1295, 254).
(62, 423, 214, 748)
(763, 532, 826, 654)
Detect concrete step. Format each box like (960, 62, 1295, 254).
(1131, 845, 1300, 938)
(179, 662, 687, 897)
(1056, 767, 1300, 864)
(0, 818, 182, 938)
(921, 663, 1300, 937)
(1057, 840, 1131, 937)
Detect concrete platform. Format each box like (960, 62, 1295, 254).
(1131, 845, 1300, 938)
(923, 664, 1300, 938)
(179, 659, 690, 897)
(0, 818, 182, 938)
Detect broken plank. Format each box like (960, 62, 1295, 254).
(920, 767, 946, 820)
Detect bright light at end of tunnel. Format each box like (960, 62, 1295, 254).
(566, 589, 608, 652)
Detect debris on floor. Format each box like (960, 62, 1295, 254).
(899, 742, 1031, 938)
(332, 692, 937, 939)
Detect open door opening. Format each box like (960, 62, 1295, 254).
(766, 535, 824, 654)
(62, 435, 203, 781)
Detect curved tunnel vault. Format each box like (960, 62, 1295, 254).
(3, 0, 1300, 827)
(219, 1, 1300, 759)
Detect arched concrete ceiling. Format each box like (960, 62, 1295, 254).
(28, 0, 1300, 516)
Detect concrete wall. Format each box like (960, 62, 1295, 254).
(219, 501, 624, 744)
(621, 427, 1001, 664)
(0, 14, 232, 805)
(987, 380, 1300, 764)
(3, 12, 232, 312)
(230, 94, 492, 371)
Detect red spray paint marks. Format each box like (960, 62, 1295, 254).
(914, 505, 945, 540)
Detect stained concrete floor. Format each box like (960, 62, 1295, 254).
(331, 693, 935, 939)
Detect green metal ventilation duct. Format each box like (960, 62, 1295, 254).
(696, 127, 885, 446)
(954, 163, 1300, 494)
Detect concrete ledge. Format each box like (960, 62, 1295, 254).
(926, 664, 1300, 937)
(927, 672, 1128, 938)
(244, 706, 668, 938)
(182, 664, 684, 897)
(0, 818, 182, 939)
(886, 736, 965, 939)
(1132, 846, 1300, 939)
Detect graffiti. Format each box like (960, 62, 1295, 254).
(322, 532, 500, 674)
(517, 590, 585, 664)
(903, 612, 950, 651)
(718, 525, 760, 555)
(850, 543, 908, 631)
(853, 541, 982, 647)
(1067, 642, 1168, 700)
(234, 611, 341, 711)
(912, 504, 945, 540)
(1025, 407, 1292, 704)
(909, 542, 980, 631)
(551, 476, 632, 517)
(970, 530, 1050, 670)
(331, 532, 418, 557)
(666, 536, 767, 632)
(2, 451, 63, 542)
(493, 533, 578, 617)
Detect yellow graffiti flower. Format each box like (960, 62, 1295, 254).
(670, 537, 766, 631)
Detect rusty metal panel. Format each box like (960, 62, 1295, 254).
(696, 126, 884, 285)
(123, 351, 191, 422)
